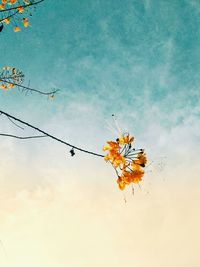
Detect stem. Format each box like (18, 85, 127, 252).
(7, 115, 24, 130)
(114, 167, 119, 177)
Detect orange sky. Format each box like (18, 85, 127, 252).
(0, 159, 199, 267)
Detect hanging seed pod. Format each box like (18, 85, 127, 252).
(70, 148, 75, 157)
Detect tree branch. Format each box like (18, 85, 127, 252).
(0, 0, 45, 13)
(0, 110, 104, 158)
(1, 79, 59, 96)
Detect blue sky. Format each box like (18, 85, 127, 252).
(1, 0, 199, 164)
(1, 0, 200, 125)
(0, 1, 200, 266)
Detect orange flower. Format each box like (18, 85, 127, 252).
(22, 17, 29, 27)
(117, 177, 126, 190)
(0, 84, 8, 90)
(103, 140, 126, 168)
(0, 3, 5, 9)
(121, 171, 132, 185)
(8, 0, 17, 4)
(122, 168, 144, 184)
(17, 6, 24, 13)
(8, 83, 14, 88)
(103, 141, 120, 151)
(131, 169, 144, 183)
(104, 154, 111, 161)
(103, 133, 147, 191)
(117, 168, 144, 190)
(118, 134, 134, 145)
(133, 153, 147, 167)
(104, 151, 125, 168)
(3, 18, 10, 24)
(14, 26, 20, 32)
(111, 154, 125, 168)
(131, 162, 141, 171)
(2, 0, 7, 4)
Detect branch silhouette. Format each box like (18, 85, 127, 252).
(0, 110, 104, 158)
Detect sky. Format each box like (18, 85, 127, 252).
(0, 0, 200, 266)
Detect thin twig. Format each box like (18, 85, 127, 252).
(0, 133, 46, 139)
(7, 116, 24, 130)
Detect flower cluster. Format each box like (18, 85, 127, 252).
(103, 134, 147, 190)
(0, 0, 38, 32)
(0, 65, 59, 97)
(0, 66, 24, 90)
